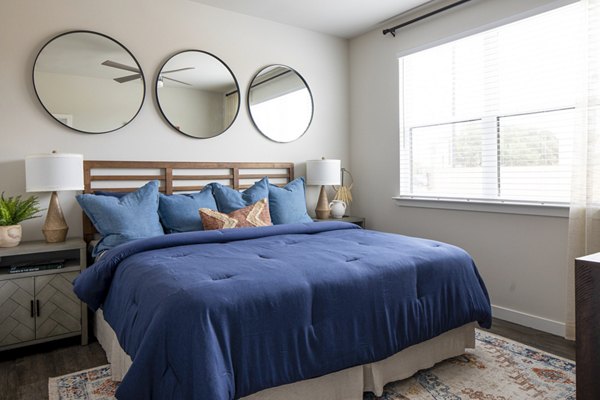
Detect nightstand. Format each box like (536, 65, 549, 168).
(0, 239, 88, 351)
(314, 216, 366, 228)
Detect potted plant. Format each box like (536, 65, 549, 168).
(0, 193, 43, 247)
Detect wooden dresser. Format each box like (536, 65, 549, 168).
(575, 253, 600, 399)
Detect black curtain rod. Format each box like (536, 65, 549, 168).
(382, 0, 472, 37)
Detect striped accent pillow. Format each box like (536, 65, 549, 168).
(199, 198, 272, 230)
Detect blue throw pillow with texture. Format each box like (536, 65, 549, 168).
(159, 185, 217, 233)
(76, 180, 164, 256)
(268, 177, 313, 224)
(213, 177, 269, 213)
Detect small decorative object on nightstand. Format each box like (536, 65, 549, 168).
(0, 238, 88, 351)
(306, 158, 341, 219)
(314, 215, 365, 229)
(26, 152, 84, 243)
(329, 200, 346, 218)
(333, 167, 353, 206)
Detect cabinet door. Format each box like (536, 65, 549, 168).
(0, 277, 35, 346)
(35, 272, 81, 339)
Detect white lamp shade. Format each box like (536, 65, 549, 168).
(306, 159, 341, 186)
(26, 153, 84, 192)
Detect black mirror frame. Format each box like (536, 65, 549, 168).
(32, 30, 146, 135)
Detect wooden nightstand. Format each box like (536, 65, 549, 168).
(314, 216, 366, 228)
(0, 239, 88, 351)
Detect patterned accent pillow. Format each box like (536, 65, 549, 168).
(199, 198, 272, 230)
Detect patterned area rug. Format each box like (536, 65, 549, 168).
(48, 330, 575, 400)
(48, 365, 116, 400)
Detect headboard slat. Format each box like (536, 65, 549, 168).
(82, 160, 295, 243)
(169, 174, 234, 181)
(164, 167, 173, 195)
(240, 173, 290, 180)
(90, 175, 165, 181)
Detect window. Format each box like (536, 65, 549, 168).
(398, 3, 583, 205)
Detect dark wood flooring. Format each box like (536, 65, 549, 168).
(487, 318, 575, 361)
(0, 318, 575, 400)
(0, 338, 107, 400)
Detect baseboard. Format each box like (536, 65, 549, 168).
(491, 304, 565, 337)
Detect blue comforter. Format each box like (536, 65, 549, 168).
(74, 222, 491, 400)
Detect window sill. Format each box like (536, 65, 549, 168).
(393, 196, 569, 218)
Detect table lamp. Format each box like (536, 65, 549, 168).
(26, 152, 84, 243)
(306, 158, 341, 219)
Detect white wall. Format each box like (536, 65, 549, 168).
(0, 0, 349, 239)
(349, 0, 572, 335)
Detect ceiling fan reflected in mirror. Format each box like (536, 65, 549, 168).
(158, 73, 192, 87)
(101, 60, 194, 85)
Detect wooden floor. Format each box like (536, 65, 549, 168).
(487, 318, 575, 361)
(0, 338, 107, 400)
(0, 318, 575, 400)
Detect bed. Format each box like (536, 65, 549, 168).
(74, 160, 492, 400)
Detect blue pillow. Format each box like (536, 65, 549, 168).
(213, 177, 269, 213)
(76, 180, 164, 256)
(268, 177, 313, 224)
(159, 185, 217, 233)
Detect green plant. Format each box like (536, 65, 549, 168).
(0, 193, 43, 226)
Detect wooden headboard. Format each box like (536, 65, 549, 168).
(82, 160, 295, 243)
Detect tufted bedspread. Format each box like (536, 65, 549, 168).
(74, 222, 491, 400)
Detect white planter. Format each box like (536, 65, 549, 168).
(0, 225, 22, 247)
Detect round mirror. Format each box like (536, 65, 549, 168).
(248, 65, 313, 143)
(156, 50, 240, 139)
(33, 31, 145, 134)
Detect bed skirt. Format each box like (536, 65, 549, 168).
(94, 310, 475, 399)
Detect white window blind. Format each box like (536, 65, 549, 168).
(399, 3, 584, 205)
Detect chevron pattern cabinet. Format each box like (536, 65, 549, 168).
(0, 239, 87, 351)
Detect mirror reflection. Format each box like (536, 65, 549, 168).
(156, 50, 240, 139)
(248, 65, 313, 143)
(33, 31, 145, 134)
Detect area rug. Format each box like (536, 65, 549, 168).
(48, 330, 575, 400)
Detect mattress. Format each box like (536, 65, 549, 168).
(95, 309, 476, 399)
